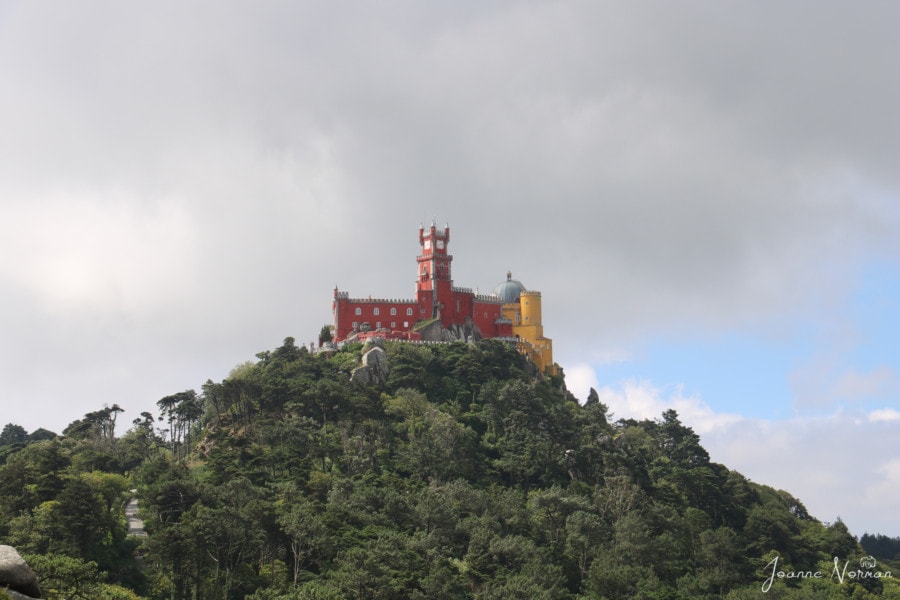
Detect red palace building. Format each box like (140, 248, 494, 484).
(331, 223, 556, 374)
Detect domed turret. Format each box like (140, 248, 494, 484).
(493, 271, 526, 303)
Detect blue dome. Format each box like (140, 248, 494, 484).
(493, 272, 526, 303)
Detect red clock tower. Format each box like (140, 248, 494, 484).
(416, 223, 453, 319)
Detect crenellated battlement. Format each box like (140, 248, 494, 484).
(339, 297, 417, 304)
(475, 294, 504, 303)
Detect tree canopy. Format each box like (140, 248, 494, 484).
(1, 337, 898, 599)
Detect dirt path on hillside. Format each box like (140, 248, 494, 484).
(125, 490, 146, 537)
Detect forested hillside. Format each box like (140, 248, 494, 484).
(1, 337, 897, 599)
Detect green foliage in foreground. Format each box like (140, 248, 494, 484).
(2, 337, 899, 599)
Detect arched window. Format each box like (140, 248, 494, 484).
(390, 307, 397, 316)
(407, 308, 413, 316)
(355, 307, 362, 316)
(373, 307, 380, 316)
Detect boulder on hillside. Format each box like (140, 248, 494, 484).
(351, 346, 389, 385)
(415, 319, 444, 341)
(0, 546, 42, 599)
(416, 318, 482, 343)
(443, 320, 482, 342)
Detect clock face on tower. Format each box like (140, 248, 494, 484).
(424, 240, 431, 249)
(436, 240, 444, 249)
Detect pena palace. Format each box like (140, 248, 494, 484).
(329, 223, 556, 375)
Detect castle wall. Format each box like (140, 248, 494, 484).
(330, 225, 555, 375)
(472, 297, 510, 337)
(333, 292, 421, 340)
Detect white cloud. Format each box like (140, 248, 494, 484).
(868, 408, 900, 423)
(862, 459, 900, 520)
(792, 358, 900, 412)
(595, 378, 743, 434)
(704, 411, 900, 537)
(0, 191, 195, 315)
(580, 374, 900, 536)
(565, 363, 601, 403)
(833, 367, 898, 401)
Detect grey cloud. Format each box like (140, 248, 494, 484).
(0, 1, 898, 434)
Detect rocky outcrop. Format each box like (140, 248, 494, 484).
(0, 546, 41, 599)
(417, 318, 482, 343)
(415, 319, 444, 342)
(351, 345, 389, 385)
(443, 321, 482, 343)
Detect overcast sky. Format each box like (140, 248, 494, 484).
(2, 1, 899, 538)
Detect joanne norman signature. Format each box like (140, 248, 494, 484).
(762, 555, 893, 592)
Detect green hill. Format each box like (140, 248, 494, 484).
(1, 337, 898, 599)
